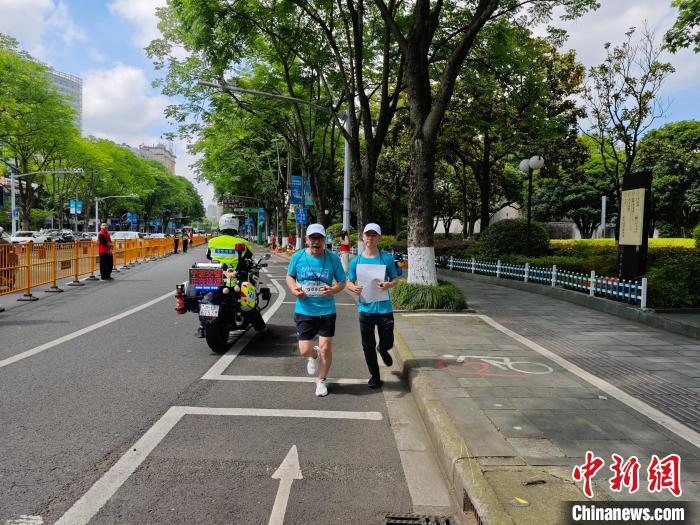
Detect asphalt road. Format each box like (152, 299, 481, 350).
(0, 247, 457, 524)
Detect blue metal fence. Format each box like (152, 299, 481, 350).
(406, 252, 648, 309)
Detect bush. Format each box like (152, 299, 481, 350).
(694, 224, 700, 248)
(377, 235, 396, 250)
(325, 223, 355, 239)
(479, 219, 549, 258)
(395, 230, 407, 241)
(647, 253, 700, 308)
(392, 280, 466, 311)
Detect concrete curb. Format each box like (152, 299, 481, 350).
(438, 269, 700, 341)
(393, 329, 515, 525)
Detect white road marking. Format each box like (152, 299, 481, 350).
(54, 406, 382, 525)
(201, 278, 286, 380)
(6, 516, 44, 525)
(268, 446, 302, 525)
(466, 313, 700, 449)
(206, 375, 366, 384)
(0, 291, 173, 370)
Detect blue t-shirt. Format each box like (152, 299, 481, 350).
(348, 251, 397, 314)
(288, 250, 346, 316)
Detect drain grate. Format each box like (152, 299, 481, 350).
(385, 514, 452, 525)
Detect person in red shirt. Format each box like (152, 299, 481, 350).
(97, 223, 114, 280)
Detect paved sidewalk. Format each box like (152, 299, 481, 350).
(393, 275, 700, 524)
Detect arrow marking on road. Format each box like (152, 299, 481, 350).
(268, 446, 302, 525)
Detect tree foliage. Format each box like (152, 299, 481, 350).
(665, 0, 700, 53)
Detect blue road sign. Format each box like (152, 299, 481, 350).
(290, 176, 314, 205)
(76, 200, 83, 214)
(127, 212, 138, 224)
(70, 200, 76, 214)
(258, 208, 266, 221)
(12, 208, 19, 219)
(245, 217, 254, 226)
(295, 207, 307, 225)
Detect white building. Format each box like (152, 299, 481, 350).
(122, 143, 176, 174)
(206, 204, 219, 222)
(47, 69, 82, 130)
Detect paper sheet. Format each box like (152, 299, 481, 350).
(356, 263, 389, 303)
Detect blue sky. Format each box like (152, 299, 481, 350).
(0, 0, 698, 210)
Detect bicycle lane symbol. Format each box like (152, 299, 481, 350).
(435, 355, 554, 378)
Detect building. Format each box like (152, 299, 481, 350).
(47, 69, 82, 130)
(137, 143, 176, 174)
(206, 204, 219, 222)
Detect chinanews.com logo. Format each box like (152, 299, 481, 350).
(566, 451, 690, 524)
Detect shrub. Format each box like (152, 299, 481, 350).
(395, 230, 407, 241)
(479, 219, 549, 258)
(325, 223, 355, 239)
(694, 224, 700, 248)
(377, 235, 396, 250)
(647, 253, 700, 308)
(392, 280, 466, 311)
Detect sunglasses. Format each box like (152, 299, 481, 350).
(308, 235, 325, 241)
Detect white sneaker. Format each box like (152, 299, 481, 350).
(315, 379, 329, 397)
(307, 346, 320, 376)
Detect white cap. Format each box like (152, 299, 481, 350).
(363, 223, 381, 235)
(306, 224, 326, 237)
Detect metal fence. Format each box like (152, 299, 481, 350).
(396, 253, 647, 309)
(0, 235, 207, 300)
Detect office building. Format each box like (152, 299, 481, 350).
(47, 69, 82, 130)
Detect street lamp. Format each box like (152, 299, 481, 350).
(94, 194, 138, 233)
(10, 168, 83, 235)
(519, 155, 545, 256)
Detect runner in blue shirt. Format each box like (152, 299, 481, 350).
(347, 223, 400, 388)
(286, 223, 347, 397)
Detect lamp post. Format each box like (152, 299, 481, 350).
(94, 194, 138, 233)
(519, 155, 545, 256)
(10, 168, 83, 235)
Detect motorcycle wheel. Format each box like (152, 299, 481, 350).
(205, 318, 231, 354)
(246, 308, 267, 332)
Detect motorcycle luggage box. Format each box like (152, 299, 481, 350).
(260, 287, 271, 301)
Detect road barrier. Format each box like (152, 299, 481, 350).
(0, 235, 207, 300)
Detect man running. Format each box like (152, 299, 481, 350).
(286, 224, 346, 397)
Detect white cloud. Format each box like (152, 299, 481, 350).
(0, 0, 85, 59)
(108, 0, 166, 48)
(88, 48, 107, 63)
(83, 63, 168, 143)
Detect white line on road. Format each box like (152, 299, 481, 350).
(0, 291, 173, 370)
(55, 406, 382, 525)
(201, 278, 286, 380)
(464, 313, 700, 450)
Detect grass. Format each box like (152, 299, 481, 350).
(392, 280, 466, 311)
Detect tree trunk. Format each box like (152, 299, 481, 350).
(478, 169, 491, 233)
(407, 133, 437, 285)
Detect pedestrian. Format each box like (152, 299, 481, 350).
(173, 232, 180, 253)
(347, 223, 399, 388)
(182, 231, 189, 253)
(286, 223, 346, 397)
(97, 223, 114, 281)
(288, 231, 295, 248)
(339, 229, 351, 273)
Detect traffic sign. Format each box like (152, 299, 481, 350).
(76, 200, 83, 214)
(12, 208, 19, 219)
(258, 208, 267, 221)
(245, 217, 254, 226)
(295, 207, 307, 225)
(70, 200, 76, 214)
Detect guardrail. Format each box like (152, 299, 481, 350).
(389, 252, 647, 309)
(0, 235, 207, 300)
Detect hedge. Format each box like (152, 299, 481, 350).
(479, 219, 549, 258)
(392, 280, 466, 311)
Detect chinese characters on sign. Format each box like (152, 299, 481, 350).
(572, 451, 682, 498)
(619, 188, 646, 246)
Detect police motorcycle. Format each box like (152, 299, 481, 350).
(174, 243, 272, 353)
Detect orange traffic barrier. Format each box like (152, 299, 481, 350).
(0, 235, 208, 300)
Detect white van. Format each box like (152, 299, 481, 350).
(110, 231, 140, 240)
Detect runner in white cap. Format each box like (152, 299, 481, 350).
(286, 223, 347, 397)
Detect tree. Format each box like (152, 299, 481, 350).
(583, 26, 675, 238)
(665, 0, 700, 53)
(373, 0, 597, 284)
(636, 120, 700, 236)
(0, 35, 79, 229)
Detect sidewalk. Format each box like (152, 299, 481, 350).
(392, 274, 700, 524)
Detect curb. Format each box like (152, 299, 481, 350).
(439, 269, 700, 341)
(393, 329, 515, 525)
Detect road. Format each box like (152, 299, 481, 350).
(0, 245, 459, 525)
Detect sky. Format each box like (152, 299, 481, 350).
(0, 0, 698, 210)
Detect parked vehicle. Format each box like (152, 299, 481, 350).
(111, 231, 140, 241)
(147, 233, 166, 238)
(10, 231, 47, 244)
(175, 247, 272, 354)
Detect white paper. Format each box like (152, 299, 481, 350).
(357, 264, 389, 303)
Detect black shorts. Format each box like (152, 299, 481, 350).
(294, 313, 337, 340)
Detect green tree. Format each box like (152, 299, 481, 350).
(583, 26, 675, 238)
(665, 0, 700, 53)
(0, 35, 79, 229)
(636, 120, 700, 236)
(373, 0, 597, 284)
